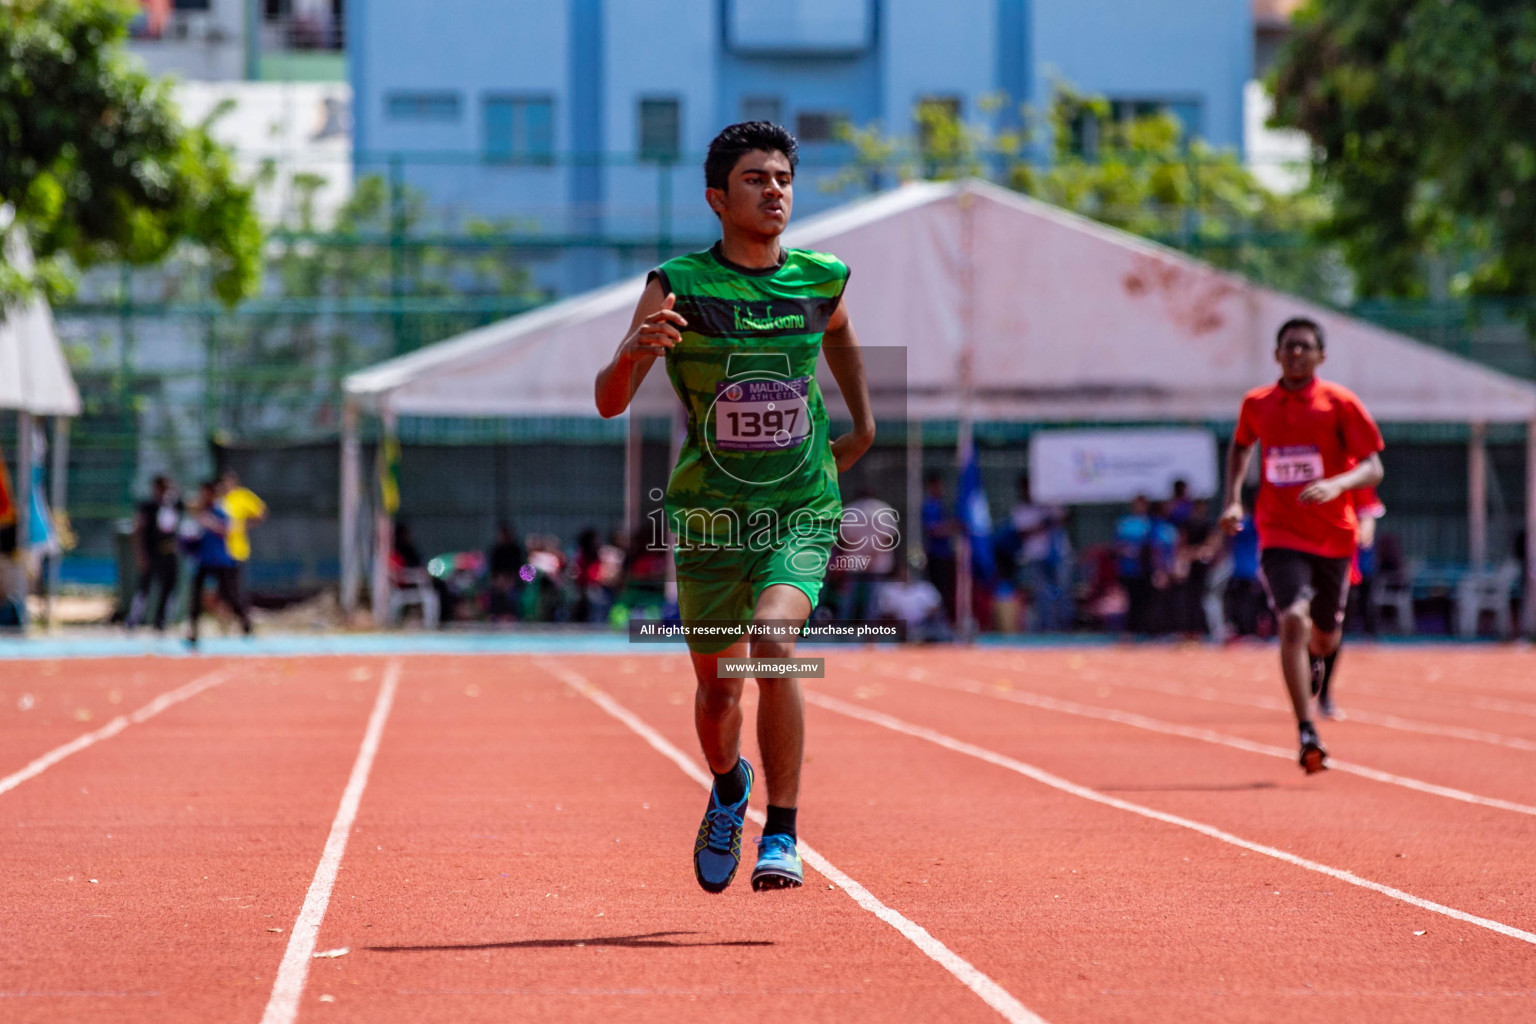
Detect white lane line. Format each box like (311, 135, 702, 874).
(0, 669, 231, 797)
(974, 653, 1536, 753)
(883, 667, 1536, 820)
(537, 659, 1048, 1024)
(260, 659, 402, 1024)
(1346, 684, 1536, 721)
(806, 691, 1536, 946)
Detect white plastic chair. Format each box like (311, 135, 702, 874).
(388, 568, 440, 629)
(1371, 559, 1420, 636)
(1455, 560, 1520, 639)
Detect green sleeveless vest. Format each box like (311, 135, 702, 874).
(652, 242, 849, 547)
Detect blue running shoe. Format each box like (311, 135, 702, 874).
(693, 759, 753, 893)
(751, 833, 803, 891)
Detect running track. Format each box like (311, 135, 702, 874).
(1, 644, 1533, 1022)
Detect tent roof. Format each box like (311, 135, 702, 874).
(0, 232, 81, 417)
(345, 180, 1536, 424)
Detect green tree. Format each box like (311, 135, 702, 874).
(0, 0, 261, 309)
(837, 86, 1339, 301)
(1270, 0, 1536, 299)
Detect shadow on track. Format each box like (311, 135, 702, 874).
(1099, 781, 1279, 793)
(367, 931, 775, 953)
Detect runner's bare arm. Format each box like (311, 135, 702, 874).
(1219, 441, 1254, 535)
(821, 296, 875, 472)
(1299, 452, 1383, 505)
(594, 276, 688, 418)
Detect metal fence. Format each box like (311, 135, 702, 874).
(26, 151, 1536, 589)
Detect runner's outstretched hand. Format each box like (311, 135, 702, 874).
(624, 292, 687, 359)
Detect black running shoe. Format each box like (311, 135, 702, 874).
(1298, 723, 1328, 774)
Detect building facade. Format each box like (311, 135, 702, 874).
(349, 0, 1252, 288)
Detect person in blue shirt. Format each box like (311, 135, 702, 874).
(1115, 495, 1154, 634)
(1223, 488, 1268, 637)
(921, 470, 957, 624)
(186, 479, 252, 647)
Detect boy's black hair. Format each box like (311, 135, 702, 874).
(1275, 316, 1325, 350)
(704, 121, 798, 191)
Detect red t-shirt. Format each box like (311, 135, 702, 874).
(1351, 485, 1385, 521)
(1234, 378, 1384, 559)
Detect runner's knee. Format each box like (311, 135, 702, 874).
(749, 636, 796, 660)
(696, 675, 744, 714)
(1277, 605, 1311, 640)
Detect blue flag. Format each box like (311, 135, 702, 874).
(957, 440, 996, 581)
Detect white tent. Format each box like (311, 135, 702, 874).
(342, 180, 1536, 631)
(0, 229, 82, 626)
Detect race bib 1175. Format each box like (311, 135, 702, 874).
(1264, 445, 1324, 486)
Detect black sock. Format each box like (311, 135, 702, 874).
(1299, 718, 1316, 737)
(1318, 649, 1339, 701)
(712, 759, 747, 806)
(763, 804, 797, 840)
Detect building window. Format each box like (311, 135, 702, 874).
(484, 96, 554, 162)
(795, 110, 846, 144)
(728, 0, 872, 55)
(387, 92, 462, 123)
(741, 96, 782, 126)
(1072, 98, 1203, 155)
(638, 98, 681, 162)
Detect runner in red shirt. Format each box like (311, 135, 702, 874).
(1220, 317, 1385, 773)
(1312, 484, 1386, 720)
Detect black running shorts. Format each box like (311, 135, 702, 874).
(1259, 547, 1351, 632)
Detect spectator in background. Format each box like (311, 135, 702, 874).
(1145, 500, 1182, 634)
(523, 534, 568, 621)
(219, 469, 267, 599)
(1116, 495, 1154, 634)
(921, 470, 958, 624)
(1177, 498, 1220, 637)
(572, 527, 613, 623)
(487, 521, 525, 620)
(1009, 472, 1070, 630)
(835, 489, 898, 623)
(1223, 491, 1269, 638)
(1168, 478, 1194, 529)
(392, 520, 423, 571)
(186, 479, 252, 648)
(127, 475, 183, 633)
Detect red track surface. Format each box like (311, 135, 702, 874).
(2, 644, 1534, 1023)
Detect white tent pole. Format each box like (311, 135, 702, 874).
(370, 406, 397, 628)
(624, 411, 642, 545)
(907, 419, 921, 583)
(339, 398, 361, 618)
(954, 187, 976, 640)
(15, 412, 32, 595)
(46, 416, 68, 632)
(1525, 418, 1536, 637)
(664, 403, 685, 603)
(1469, 421, 1488, 571)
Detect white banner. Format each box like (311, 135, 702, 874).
(1028, 429, 1218, 505)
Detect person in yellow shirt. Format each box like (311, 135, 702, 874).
(218, 469, 267, 564)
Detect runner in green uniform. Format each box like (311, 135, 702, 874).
(595, 122, 875, 893)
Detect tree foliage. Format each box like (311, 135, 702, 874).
(1270, 0, 1536, 299)
(837, 86, 1339, 301)
(0, 0, 261, 308)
